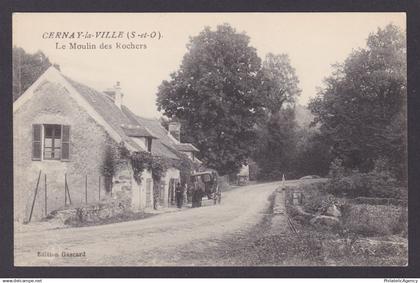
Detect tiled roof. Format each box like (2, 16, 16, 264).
(62, 73, 198, 161)
(64, 76, 143, 151)
(174, 143, 199, 152)
(122, 106, 180, 160)
(121, 125, 156, 138)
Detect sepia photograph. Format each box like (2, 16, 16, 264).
(12, 12, 407, 267)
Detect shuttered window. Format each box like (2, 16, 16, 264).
(146, 137, 152, 152)
(32, 124, 42, 160)
(61, 125, 70, 161)
(32, 124, 71, 161)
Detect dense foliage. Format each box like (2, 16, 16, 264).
(309, 24, 407, 180)
(13, 47, 59, 101)
(293, 129, 332, 177)
(129, 151, 154, 184)
(326, 157, 407, 199)
(251, 53, 302, 180)
(257, 53, 301, 113)
(129, 150, 169, 209)
(156, 24, 263, 175)
(253, 107, 298, 180)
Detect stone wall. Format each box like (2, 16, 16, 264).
(49, 198, 132, 226)
(13, 80, 119, 223)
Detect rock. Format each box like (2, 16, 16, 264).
(325, 204, 341, 217)
(310, 215, 340, 228)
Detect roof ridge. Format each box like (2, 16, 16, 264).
(62, 75, 105, 97)
(60, 72, 144, 152)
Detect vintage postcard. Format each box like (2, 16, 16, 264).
(12, 12, 407, 266)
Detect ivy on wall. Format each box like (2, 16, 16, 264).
(129, 151, 154, 184)
(129, 150, 169, 209)
(118, 142, 195, 185)
(101, 146, 117, 178)
(102, 143, 133, 193)
(117, 142, 199, 209)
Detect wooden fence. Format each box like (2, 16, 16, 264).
(27, 172, 110, 222)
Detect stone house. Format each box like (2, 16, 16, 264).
(122, 110, 201, 206)
(13, 66, 198, 223)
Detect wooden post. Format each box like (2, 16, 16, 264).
(28, 170, 42, 223)
(44, 174, 47, 217)
(85, 175, 88, 204)
(66, 178, 72, 205)
(98, 176, 101, 201)
(64, 174, 68, 206)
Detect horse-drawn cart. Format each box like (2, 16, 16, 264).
(189, 170, 221, 207)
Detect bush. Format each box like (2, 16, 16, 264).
(341, 204, 406, 237)
(302, 189, 334, 215)
(327, 171, 404, 199)
(326, 157, 406, 199)
(352, 197, 407, 206)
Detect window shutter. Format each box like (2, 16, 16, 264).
(32, 124, 42, 160)
(61, 125, 70, 161)
(147, 138, 152, 152)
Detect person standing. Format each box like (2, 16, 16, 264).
(192, 180, 199, 208)
(175, 182, 183, 208)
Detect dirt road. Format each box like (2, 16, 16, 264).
(15, 181, 286, 266)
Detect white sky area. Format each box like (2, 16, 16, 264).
(13, 13, 405, 118)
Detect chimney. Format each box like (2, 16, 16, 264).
(114, 81, 123, 109)
(168, 121, 181, 141)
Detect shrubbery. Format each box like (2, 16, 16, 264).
(326, 158, 406, 199)
(302, 188, 334, 215)
(340, 204, 407, 237)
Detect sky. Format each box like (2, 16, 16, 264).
(13, 13, 405, 118)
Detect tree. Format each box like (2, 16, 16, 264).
(251, 53, 301, 180)
(309, 24, 406, 179)
(13, 47, 59, 101)
(293, 129, 332, 177)
(253, 107, 298, 180)
(156, 24, 263, 175)
(257, 53, 301, 116)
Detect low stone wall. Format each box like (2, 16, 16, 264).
(270, 188, 287, 235)
(282, 185, 341, 229)
(48, 197, 132, 226)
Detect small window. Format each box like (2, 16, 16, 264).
(44, 124, 62, 160)
(32, 124, 70, 161)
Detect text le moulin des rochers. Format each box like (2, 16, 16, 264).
(42, 31, 163, 50)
